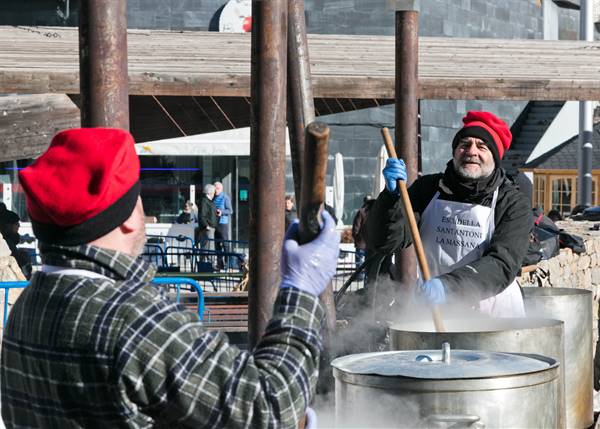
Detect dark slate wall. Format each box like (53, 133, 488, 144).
(1, 0, 78, 26)
(558, 7, 580, 40)
(1, 0, 588, 224)
(127, 0, 224, 30)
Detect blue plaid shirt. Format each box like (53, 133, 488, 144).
(1, 244, 324, 428)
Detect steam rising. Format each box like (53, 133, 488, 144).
(325, 274, 563, 427)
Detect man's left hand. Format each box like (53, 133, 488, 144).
(416, 278, 446, 306)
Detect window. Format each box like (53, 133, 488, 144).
(533, 176, 546, 209)
(550, 177, 575, 216)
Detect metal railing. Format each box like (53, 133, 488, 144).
(141, 243, 167, 268)
(165, 247, 246, 273)
(197, 238, 249, 256)
(333, 250, 366, 293)
(151, 277, 205, 321)
(0, 281, 28, 326)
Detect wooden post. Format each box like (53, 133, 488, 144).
(248, 0, 288, 348)
(79, 0, 129, 129)
(394, 0, 420, 289)
(287, 0, 315, 206)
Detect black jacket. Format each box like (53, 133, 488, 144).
(366, 165, 532, 303)
(352, 200, 375, 250)
(198, 195, 218, 230)
(285, 208, 298, 231)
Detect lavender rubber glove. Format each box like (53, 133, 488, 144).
(281, 211, 340, 296)
(382, 158, 407, 195)
(416, 278, 446, 306)
(305, 407, 318, 429)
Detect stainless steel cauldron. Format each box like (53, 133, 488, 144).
(332, 347, 560, 428)
(389, 316, 565, 428)
(523, 287, 593, 429)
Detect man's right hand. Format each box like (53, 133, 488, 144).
(280, 211, 340, 296)
(383, 158, 407, 194)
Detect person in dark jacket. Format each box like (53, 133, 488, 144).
(196, 184, 218, 250)
(0, 208, 21, 257)
(176, 200, 198, 224)
(367, 111, 532, 317)
(213, 181, 233, 270)
(0, 207, 31, 277)
(352, 195, 374, 279)
(2, 127, 339, 428)
(285, 195, 298, 231)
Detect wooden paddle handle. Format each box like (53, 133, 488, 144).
(297, 415, 307, 429)
(381, 127, 445, 332)
(299, 121, 337, 337)
(298, 122, 329, 244)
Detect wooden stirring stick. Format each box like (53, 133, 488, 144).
(381, 127, 445, 333)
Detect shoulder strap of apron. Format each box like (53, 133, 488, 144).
(487, 188, 500, 234)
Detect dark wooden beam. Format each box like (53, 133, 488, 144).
(0, 94, 79, 162)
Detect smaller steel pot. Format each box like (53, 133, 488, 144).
(332, 347, 560, 428)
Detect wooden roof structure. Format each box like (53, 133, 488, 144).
(3, 26, 600, 101)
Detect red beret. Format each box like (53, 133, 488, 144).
(452, 111, 512, 165)
(19, 128, 140, 245)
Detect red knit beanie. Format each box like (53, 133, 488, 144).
(452, 111, 512, 165)
(19, 128, 140, 245)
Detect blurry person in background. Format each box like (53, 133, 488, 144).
(285, 194, 298, 231)
(196, 184, 218, 251)
(0, 207, 31, 277)
(213, 181, 233, 271)
(352, 195, 375, 281)
(1, 127, 340, 428)
(0, 208, 21, 258)
(176, 200, 198, 224)
(367, 111, 532, 317)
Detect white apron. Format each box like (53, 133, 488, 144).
(417, 189, 525, 317)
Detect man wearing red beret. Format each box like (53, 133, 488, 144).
(367, 111, 532, 316)
(1, 128, 339, 428)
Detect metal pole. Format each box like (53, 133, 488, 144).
(287, 0, 315, 205)
(79, 0, 129, 129)
(578, 0, 593, 208)
(394, 0, 420, 288)
(248, 0, 288, 348)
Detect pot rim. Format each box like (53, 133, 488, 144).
(388, 317, 564, 334)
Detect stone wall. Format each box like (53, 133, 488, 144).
(519, 219, 600, 358)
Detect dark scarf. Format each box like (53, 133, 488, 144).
(441, 160, 505, 204)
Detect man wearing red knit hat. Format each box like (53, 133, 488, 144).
(1, 128, 339, 428)
(367, 111, 532, 316)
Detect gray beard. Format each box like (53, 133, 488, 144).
(453, 158, 494, 180)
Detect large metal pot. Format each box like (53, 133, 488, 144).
(332, 348, 560, 428)
(522, 287, 593, 429)
(389, 316, 565, 428)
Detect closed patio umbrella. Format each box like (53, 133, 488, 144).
(332, 152, 345, 225)
(373, 144, 388, 197)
